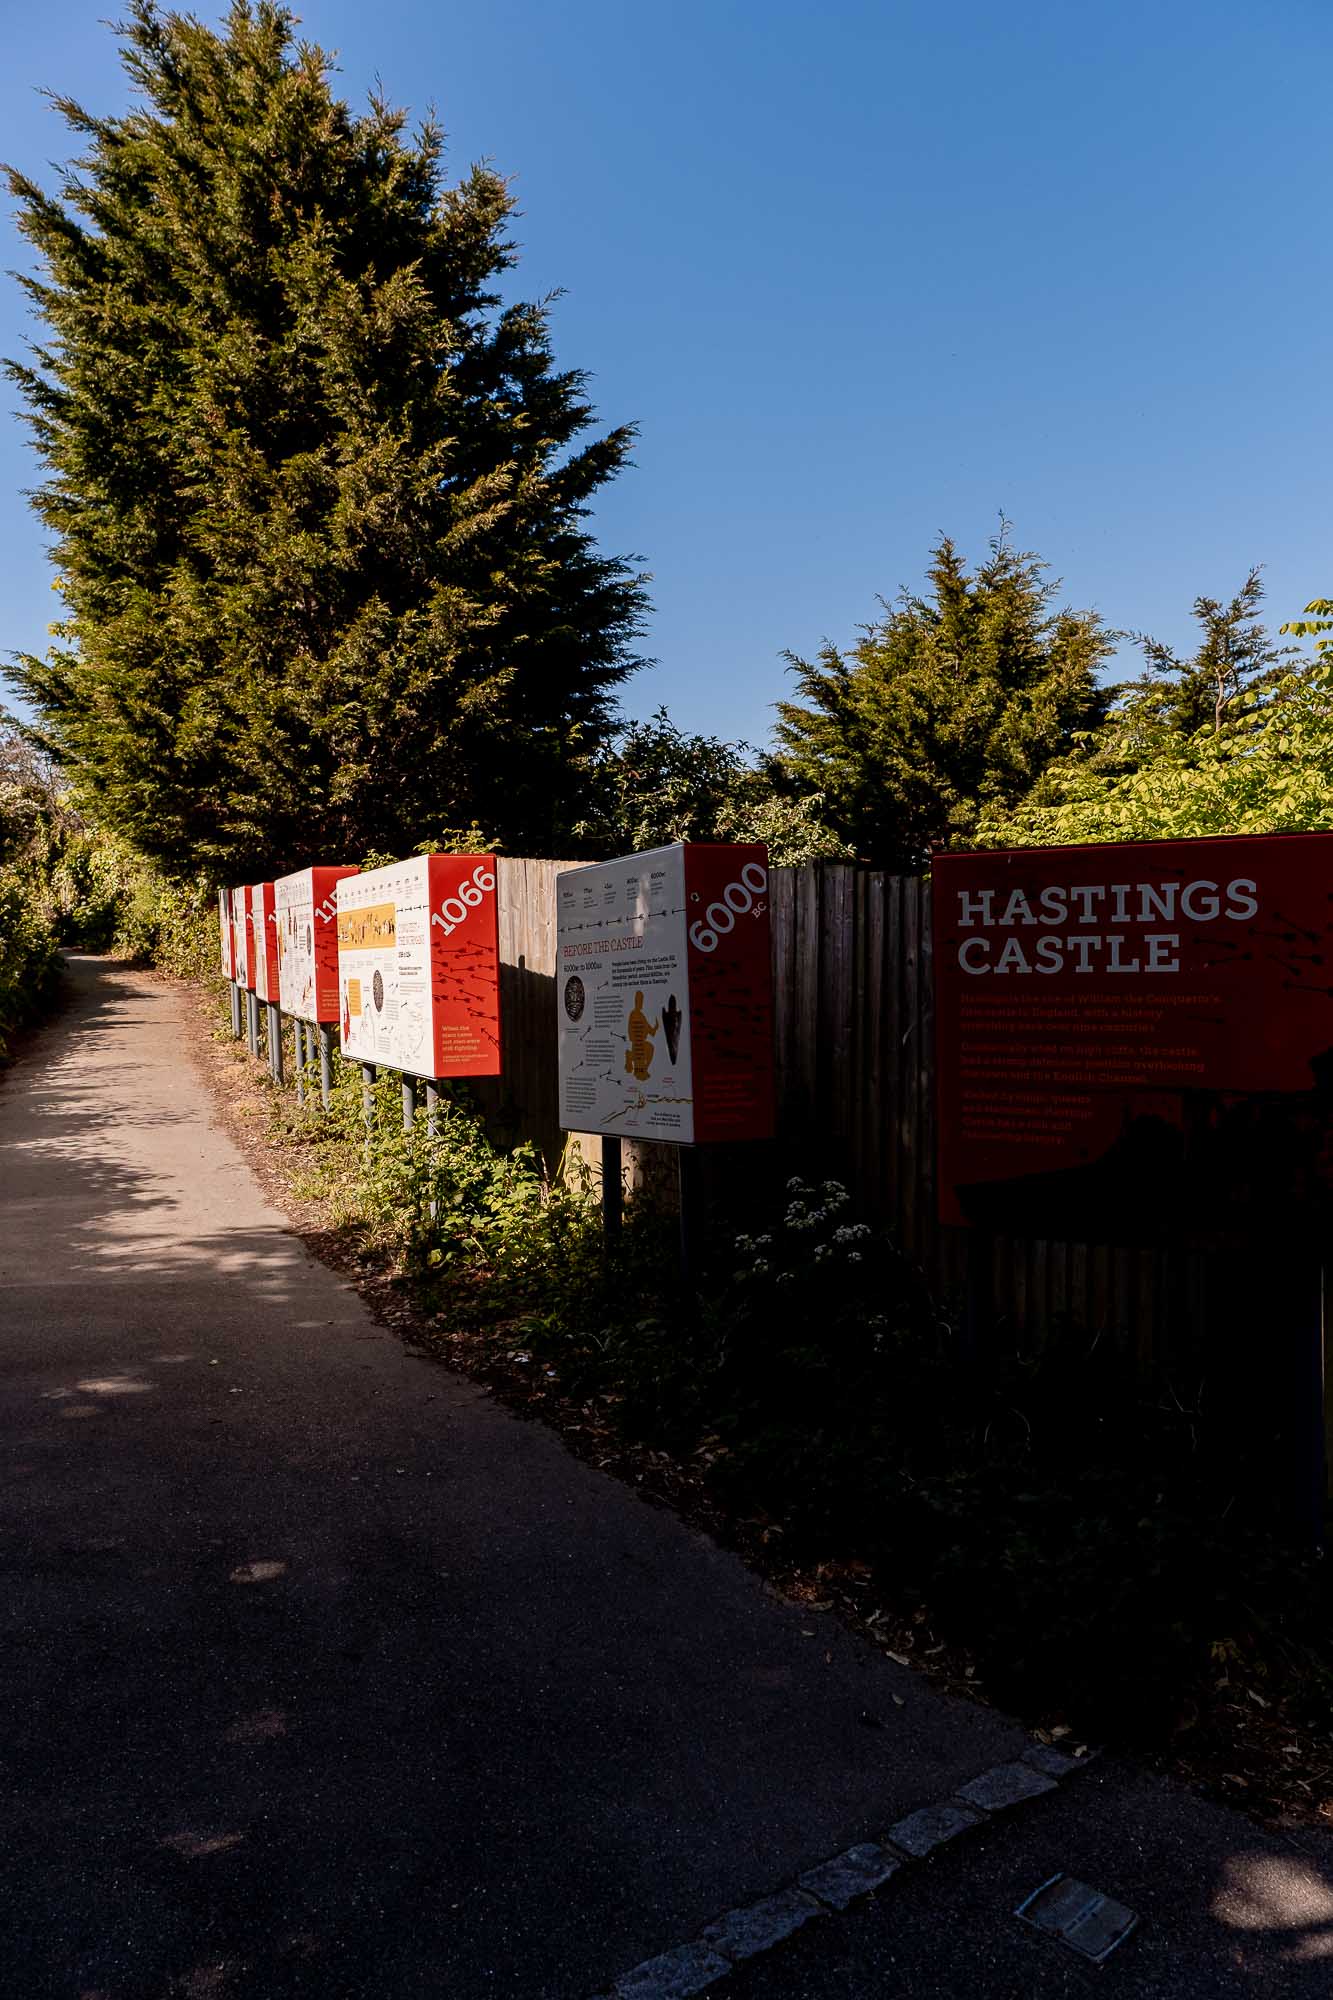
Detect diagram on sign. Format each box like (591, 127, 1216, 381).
(662, 994, 683, 1065)
(556, 843, 775, 1146)
(625, 993, 659, 1080)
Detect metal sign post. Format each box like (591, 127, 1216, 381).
(424, 1081, 441, 1221)
(601, 1135, 623, 1242)
(677, 1147, 702, 1298)
(1300, 1261, 1328, 1554)
(318, 1025, 334, 1111)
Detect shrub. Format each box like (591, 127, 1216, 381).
(0, 866, 62, 1057)
(249, 1042, 1331, 1751)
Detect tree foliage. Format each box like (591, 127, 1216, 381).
(1281, 597, 1333, 660)
(5, 1, 645, 876)
(979, 582, 1333, 849)
(1126, 567, 1294, 736)
(570, 709, 850, 865)
(0, 716, 67, 1052)
(979, 663, 1333, 848)
(773, 529, 1113, 870)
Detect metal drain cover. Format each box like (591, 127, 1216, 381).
(1016, 1873, 1139, 1963)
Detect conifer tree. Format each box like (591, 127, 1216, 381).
(1128, 568, 1291, 735)
(5, 1, 646, 873)
(773, 529, 1112, 870)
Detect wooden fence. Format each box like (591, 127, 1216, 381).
(479, 856, 1216, 1386)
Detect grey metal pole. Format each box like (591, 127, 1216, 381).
(402, 1075, 416, 1135)
(229, 981, 242, 1039)
(293, 1020, 306, 1105)
(247, 991, 260, 1059)
(425, 1081, 440, 1221)
(318, 1025, 334, 1111)
(677, 1146, 701, 1298)
(361, 1062, 376, 1137)
(602, 1135, 623, 1241)
(268, 1004, 284, 1084)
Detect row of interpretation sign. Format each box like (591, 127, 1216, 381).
(219, 842, 777, 1144)
(220, 829, 1333, 1209)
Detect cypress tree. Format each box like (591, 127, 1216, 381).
(774, 530, 1113, 870)
(6, 1, 646, 873)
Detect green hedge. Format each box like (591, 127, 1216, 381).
(0, 865, 63, 1058)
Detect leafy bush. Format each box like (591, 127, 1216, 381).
(915, 1464, 1330, 1734)
(252, 1042, 1330, 1749)
(979, 660, 1333, 848)
(46, 826, 220, 983)
(0, 866, 62, 1057)
(282, 1060, 617, 1310)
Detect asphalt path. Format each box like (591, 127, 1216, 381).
(1, 958, 1330, 1998)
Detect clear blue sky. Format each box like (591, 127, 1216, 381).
(2, 0, 1330, 746)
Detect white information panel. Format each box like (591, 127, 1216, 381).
(335, 854, 502, 1083)
(557, 845, 695, 1143)
(230, 885, 250, 989)
(218, 888, 234, 981)
(276, 865, 356, 1024)
(337, 859, 433, 1073)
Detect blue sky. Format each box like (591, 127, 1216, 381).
(2, 0, 1330, 746)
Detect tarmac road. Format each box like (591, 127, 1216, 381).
(0, 957, 1329, 1998)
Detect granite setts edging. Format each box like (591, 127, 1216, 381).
(594, 1741, 1099, 1999)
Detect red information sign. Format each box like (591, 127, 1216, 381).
(248, 881, 280, 1005)
(275, 864, 359, 1025)
(335, 854, 501, 1081)
(683, 843, 776, 1144)
(933, 833, 1333, 1238)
